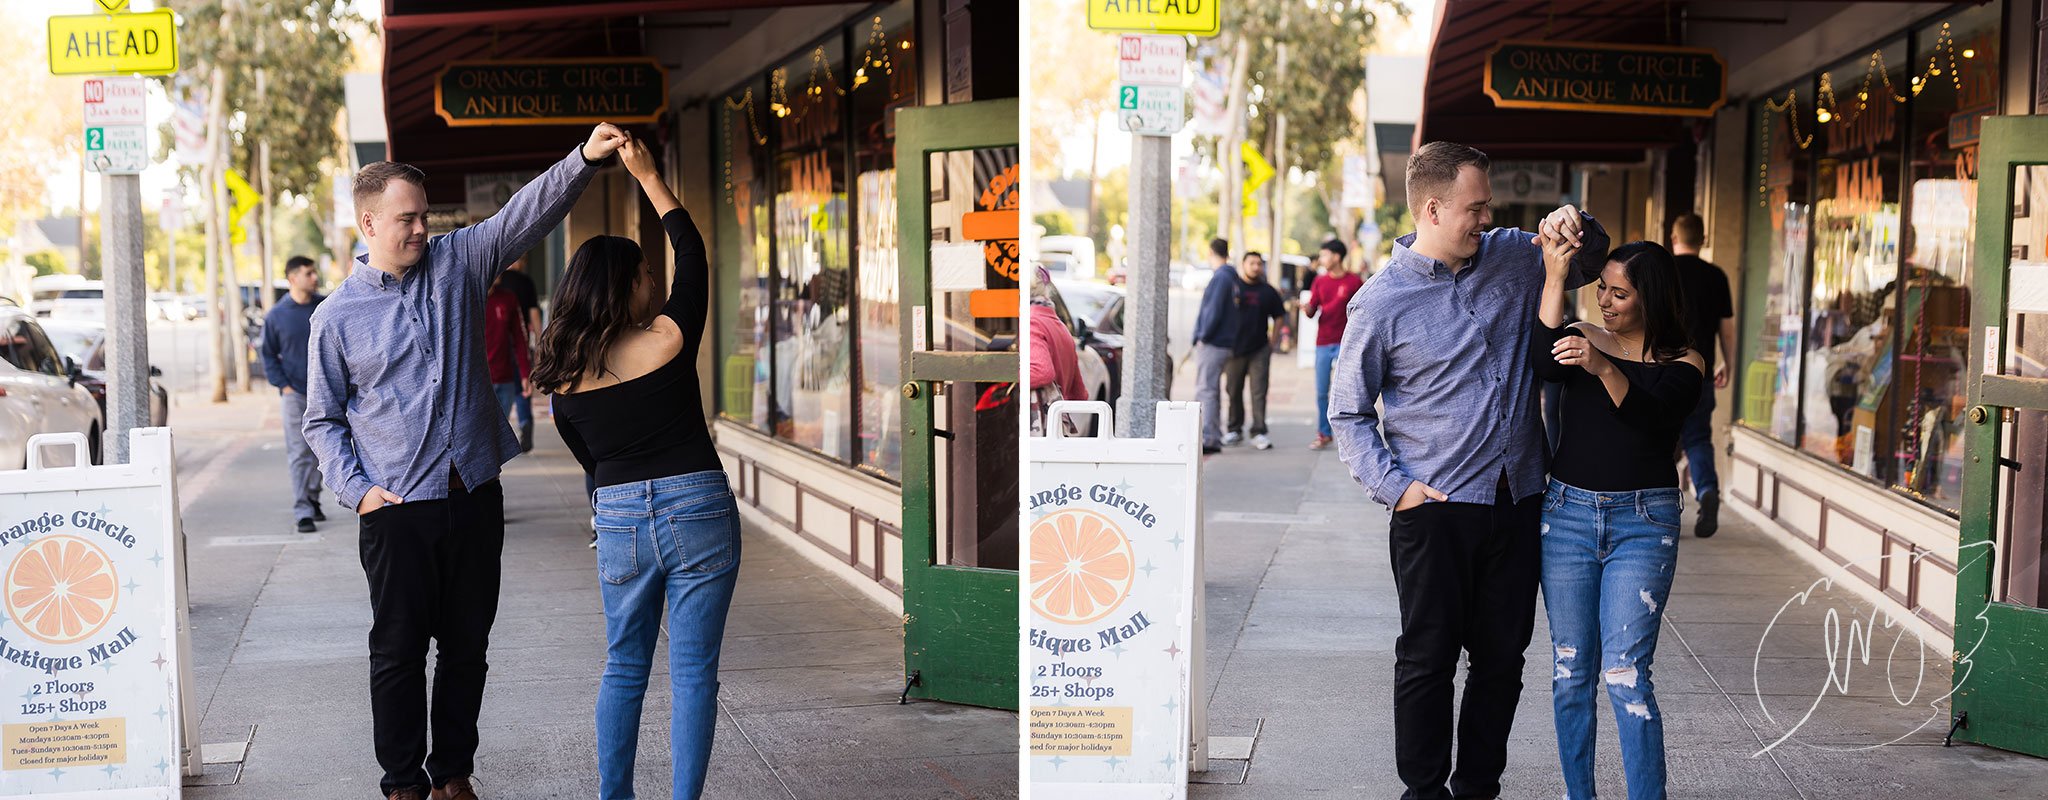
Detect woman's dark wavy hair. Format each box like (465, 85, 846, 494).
(532, 235, 644, 393)
(1606, 240, 1693, 363)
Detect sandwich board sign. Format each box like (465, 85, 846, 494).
(1029, 401, 1205, 799)
(0, 430, 196, 798)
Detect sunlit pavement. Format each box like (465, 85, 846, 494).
(1178, 357, 2048, 798)
(162, 391, 1017, 799)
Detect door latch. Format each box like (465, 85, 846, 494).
(1969, 405, 1990, 425)
(901, 382, 921, 400)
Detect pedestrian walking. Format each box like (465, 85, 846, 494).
(495, 256, 543, 451)
(1304, 239, 1362, 451)
(1328, 141, 1608, 800)
(259, 255, 325, 533)
(1221, 252, 1284, 450)
(1533, 238, 1702, 800)
(1667, 213, 1734, 537)
(484, 273, 532, 443)
(534, 137, 736, 800)
(304, 123, 621, 800)
(1192, 238, 1237, 454)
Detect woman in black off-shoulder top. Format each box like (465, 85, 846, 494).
(531, 136, 731, 800)
(1530, 237, 1703, 800)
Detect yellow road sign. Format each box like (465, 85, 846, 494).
(48, 9, 179, 76)
(224, 169, 258, 245)
(96, 0, 131, 14)
(1087, 0, 1221, 37)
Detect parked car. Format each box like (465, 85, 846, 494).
(0, 307, 106, 467)
(151, 292, 201, 321)
(1050, 279, 1173, 410)
(38, 320, 170, 429)
(32, 280, 106, 322)
(1037, 235, 1098, 281)
(1179, 261, 1222, 291)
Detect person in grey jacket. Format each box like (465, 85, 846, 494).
(258, 255, 324, 533)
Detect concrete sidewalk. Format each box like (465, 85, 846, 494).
(1177, 353, 2048, 798)
(163, 391, 1016, 799)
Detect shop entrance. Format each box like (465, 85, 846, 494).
(1954, 115, 2048, 757)
(897, 98, 1020, 710)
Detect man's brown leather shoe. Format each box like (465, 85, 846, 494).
(430, 777, 478, 800)
(386, 789, 426, 800)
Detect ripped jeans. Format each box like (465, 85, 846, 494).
(1538, 478, 1681, 800)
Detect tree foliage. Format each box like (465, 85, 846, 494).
(1027, 0, 1116, 179)
(1209, 1, 1398, 173)
(0, 25, 82, 230)
(162, 0, 367, 199)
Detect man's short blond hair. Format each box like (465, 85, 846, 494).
(352, 161, 427, 215)
(1406, 142, 1490, 207)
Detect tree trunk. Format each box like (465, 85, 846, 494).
(1268, 41, 1288, 280)
(1219, 36, 1251, 254)
(257, 66, 274, 313)
(203, 65, 228, 404)
(1084, 111, 1100, 240)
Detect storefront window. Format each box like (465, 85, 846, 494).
(1800, 41, 1904, 475)
(771, 41, 854, 460)
(851, 2, 917, 481)
(1889, 6, 1999, 511)
(712, 4, 919, 480)
(716, 80, 772, 432)
(1739, 89, 1811, 445)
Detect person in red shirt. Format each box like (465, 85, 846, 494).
(485, 272, 533, 450)
(1028, 264, 1087, 434)
(1305, 239, 1364, 450)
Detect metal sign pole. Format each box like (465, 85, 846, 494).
(102, 174, 151, 463)
(1124, 134, 1173, 438)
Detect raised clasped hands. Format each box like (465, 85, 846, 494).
(1538, 203, 1584, 248)
(583, 123, 629, 162)
(619, 137, 657, 180)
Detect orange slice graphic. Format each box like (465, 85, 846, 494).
(5, 535, 119, 646)
(1030, 509, 1135, 626)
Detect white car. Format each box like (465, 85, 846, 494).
(40, 282, 107, 322)
(0, 308, 106, 467)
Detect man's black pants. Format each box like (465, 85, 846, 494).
(359, 480, 505, 795)
(1387, 484, 1541, 800)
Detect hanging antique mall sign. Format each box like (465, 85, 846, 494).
(1483, 40, 1726, 117)
(434, 58, 667, 127)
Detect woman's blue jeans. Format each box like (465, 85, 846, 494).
(1539, 478, 1681, 800)
(591, 471, 742, 800)
(1314, 343, 1340, 438)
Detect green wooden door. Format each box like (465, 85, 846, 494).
(1952, 115, 2048, 756)
(896, 98, 1020, 710)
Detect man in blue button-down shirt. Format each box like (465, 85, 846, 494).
(1329, 141, 1607, 800)
(305, 123, 624, 800)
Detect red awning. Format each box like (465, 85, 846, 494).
(1415, 0, 1701, 162)
(378, 0, 840, 198)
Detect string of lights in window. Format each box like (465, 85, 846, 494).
(721, 16, 913, 207)
(1756, 21, 1970, 208)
